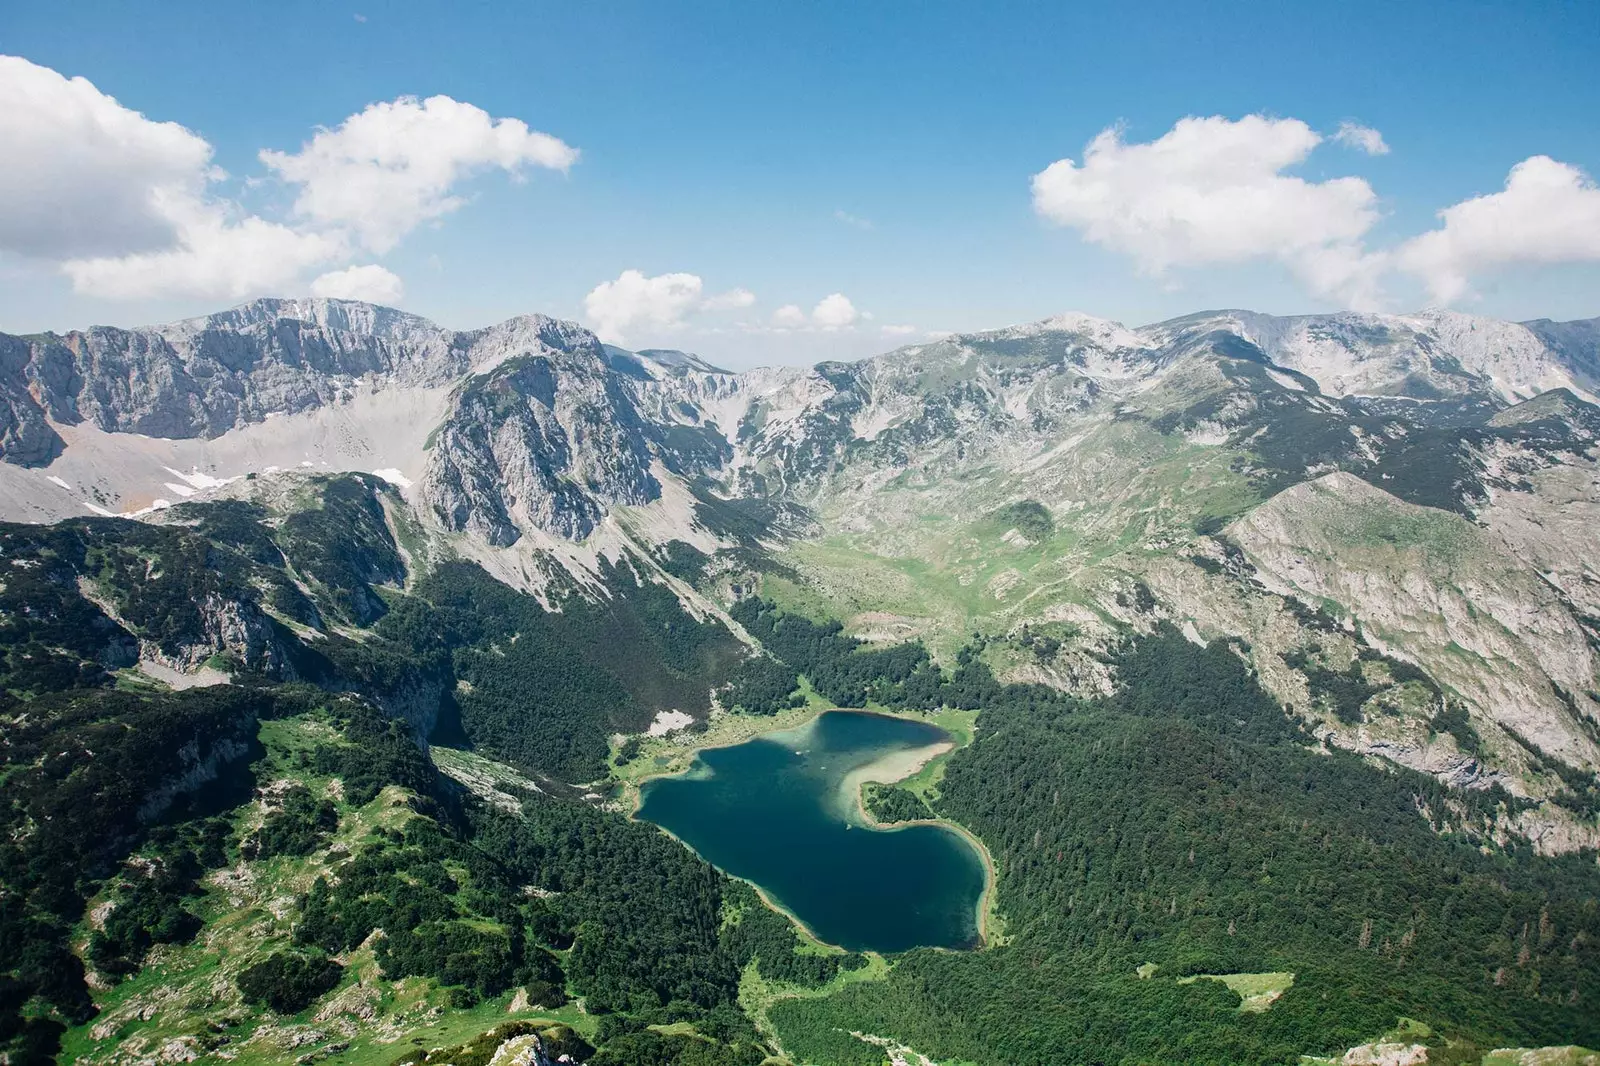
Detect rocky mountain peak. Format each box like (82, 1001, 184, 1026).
(4, 300, 1599, 546)
(156, 296, 444, 343)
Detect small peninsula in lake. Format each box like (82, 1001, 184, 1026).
(636, 710, 989, 953)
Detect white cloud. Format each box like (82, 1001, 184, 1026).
(834, 209, 873, 230)
(584, 270, 702, 340)
(771, 304, 807, 329)
(0, 55, 216, 260)
(1333, 121, 1390, 156)
(261, 94, 577, 254)
(61, 209, 343, 301)
(310, 264, 405, 304)
(766, 294, 865, 331)
(811, 293, 859, 329)
(0, 57, 577, 303)
(881, 324, 919, 337)
(1031, 115, 1385, 308)
(582, 270, 756, 341)
(703, 287, 756, 311)
(1398, 156, 1600, 303)
(0, 55, 341, 299)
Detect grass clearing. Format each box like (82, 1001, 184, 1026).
(739, 953, 893, 1055)
(54, 708, 595, 1066)
(1177, 971, 1295, 1012)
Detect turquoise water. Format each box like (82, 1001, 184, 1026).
(636, 710, 987, 952)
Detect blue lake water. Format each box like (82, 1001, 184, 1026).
(636, 710, 987, 953)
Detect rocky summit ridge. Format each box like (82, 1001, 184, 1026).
(2, 298, 1595, 525)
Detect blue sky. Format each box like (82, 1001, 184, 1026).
(2, 0, 1597, 366)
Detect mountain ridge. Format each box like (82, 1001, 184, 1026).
(4, 297, 1598, 476)
(3, 296, 1599, 854)
(4, 298, 1600, 1066)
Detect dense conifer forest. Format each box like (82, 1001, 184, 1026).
(767, 629, 1600, 1065)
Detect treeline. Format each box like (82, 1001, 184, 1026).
(726, 597, 1075, 718)
(370, 559, 740, 781)
(720, 882, 869, 987)
(5, 478, 745, 787)
(0, 494, 803, 1064)
(86, 816, 231, 978)
(727, 598, 926, 708)
(244, 785, 338, 859)
(770, 626, 1600, 1065)
(293, 814, 569, 1005)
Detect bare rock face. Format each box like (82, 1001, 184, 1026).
(418, 326, 742, 545)
(0, 299, 748, 550)
(0, 334, 66, 464)
(78, 575, 291, 679)
(4, 297, 1600, 848)
(184, 592, 290, 674)
(135, 733, 257, 823)
(422, 349, 659, 544)
(1232, 472, 1600, 773)
(5, 299, 1598, 543)
(1, 299, 471, 452)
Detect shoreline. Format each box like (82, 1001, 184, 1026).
(836, 739, 954, 822)
(622, 705, 1000, 952)
(848, 760, 1000, 948)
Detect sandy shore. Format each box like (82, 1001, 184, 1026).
(836, 740, 952, 822)
(844, 746, 1001, 948)
(627, 707, 1001, 950)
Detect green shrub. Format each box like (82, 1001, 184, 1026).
(236, 951, 343, 1015)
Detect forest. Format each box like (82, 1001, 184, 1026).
(0, 490, 758, 1065)
(372, 558, 741, 781)
(768, 627, 1600, 1065)
(4, 486, 1598, 1066)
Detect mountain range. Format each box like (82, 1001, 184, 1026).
(3, 298, 1599, 1065)
(4, 299, 1599, 837)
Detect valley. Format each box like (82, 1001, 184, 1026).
(1, 298, 1598, 1066)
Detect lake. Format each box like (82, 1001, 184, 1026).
(635, 710, 989, 953)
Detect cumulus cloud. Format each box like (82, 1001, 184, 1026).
(583, 270, 755, 340)
(1031, 115, 1385, 308)
(0, 55, 575, 303)
(61, 211, 343, 302)
(1398, 156, 1600, 303)
(261, 94, 577, 253)
(0, 53, 338, 303)
(1333, 121, 1390, 156)
(0, 56, 218, 260)
(834, 209, 873, 230)
(811, 293, 860, 329)
(310, 264, 405, 304)
(771, 304, 808, 329)
(0, 54, 343, 298)
(702, 287, 756, 311)
(767, 294, 865, 331)
(881, 324, 919, 336)
(585, 270, 703, 340)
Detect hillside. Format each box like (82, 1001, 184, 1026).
(1, 299, 1598, 1065)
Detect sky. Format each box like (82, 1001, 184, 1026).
(1, 0, 1598, 368)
